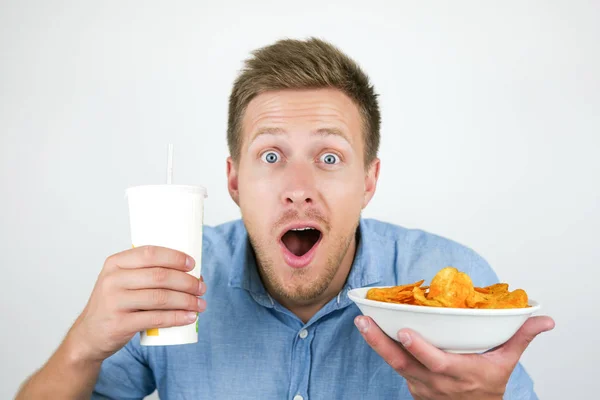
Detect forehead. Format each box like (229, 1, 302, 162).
(241, 88, 363, 146)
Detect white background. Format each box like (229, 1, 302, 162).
(1, 1, 598, 399)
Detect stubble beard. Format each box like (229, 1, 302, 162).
(247, 219, 359, 304)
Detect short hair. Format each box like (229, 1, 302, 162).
(227, 37, 380, 165)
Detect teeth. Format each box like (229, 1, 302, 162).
(291, 227, 315, 231)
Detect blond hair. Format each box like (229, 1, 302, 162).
(227, 37, 380, 165)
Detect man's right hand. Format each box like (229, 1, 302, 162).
(68, 245, 206, 363)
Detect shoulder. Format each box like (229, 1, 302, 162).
(362, 218, 480, 257)
(361, 218, 499, 286)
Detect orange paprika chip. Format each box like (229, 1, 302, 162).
(364, 267, 530, 309)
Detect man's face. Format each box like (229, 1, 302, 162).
(227, 88, 379, 305)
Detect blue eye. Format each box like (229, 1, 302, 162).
(320, 153, 340, 165)
(261, 151, 280, 164)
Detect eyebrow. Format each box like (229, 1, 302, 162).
(250, 127, 352, 145)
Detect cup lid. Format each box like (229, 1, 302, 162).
(125, 184, 208, 198)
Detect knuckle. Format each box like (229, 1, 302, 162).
(152, 268, 169, 285)
(407, 381, 424, 397)
(458, 378, 480, 394)
(100, 273, 118, 296)
(187, 295, 198, 310)
(366, 334, 381, 349)
(523, 335, 535, 347)
(428, 379, 444, 394)
(100, 272, 115, 289)
(174, 310, 186, 326)
(429, 379, 455, 396)
(387, 357, 406, 372)
(104, 253, 118, 269)
(150, 313, 166, 328)
(142, 245, 157, 262)
(187, 276, 199, 294)
(174, 251, 187, 267)
(430, 359, 448, 374)
(151, 289, 169, 307)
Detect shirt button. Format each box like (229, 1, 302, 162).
(298, 329, 308, 339)
(293, 395, 304, 400)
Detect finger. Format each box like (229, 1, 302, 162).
(199, 276, 206, 295)
(397, 328, 465, 377)
(355, 316, 428, 381)
(106, 245, 195, 271)
(116, 268, 204, 296)
(127, 310, 199, 332)
(497, 316, 555, 362)
(199, 279, 206, 296)
(118, 289, 207, 312)
(407, 381, 426, 400)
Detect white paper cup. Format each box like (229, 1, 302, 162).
(125, 184, 207, 346)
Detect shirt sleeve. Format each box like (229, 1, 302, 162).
(468, 251, 539, 400)
(91, 333, 156, 400)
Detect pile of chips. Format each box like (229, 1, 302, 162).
(366, 267, 529, 309)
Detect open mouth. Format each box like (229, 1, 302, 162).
(281, 227, 322, 257)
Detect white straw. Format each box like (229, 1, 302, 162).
(167, 144, 174, 184)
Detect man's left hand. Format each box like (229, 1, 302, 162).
(355, 315, 555, 400)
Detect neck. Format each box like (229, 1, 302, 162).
(270, 234, 358, 324)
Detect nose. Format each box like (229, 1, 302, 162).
(281, 163, 316, 207)
(285, 188, 313, 205)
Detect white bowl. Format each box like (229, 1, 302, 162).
(348, 287, 541, 354)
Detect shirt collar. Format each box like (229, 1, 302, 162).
(228, 218, 385, 305)
(228, 230, 273, 306)
(344, 218, 385, 290)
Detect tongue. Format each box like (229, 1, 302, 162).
(282, 230, 320, 256)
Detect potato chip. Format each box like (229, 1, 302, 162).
(413, 287, 443, 307)
(367, 290, 413, 304)
(476, 289, 529, 309)
(364, 267, 530, 309)
(366, 280, 424, 304)
(366, 280, 425, 304)
(427, 267, 473, 308)
(475, 283, 509, 295)
(465, 289, 490, 308)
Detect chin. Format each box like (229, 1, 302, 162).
(259, 245, 339, 303)
(246, 213, 358, 303)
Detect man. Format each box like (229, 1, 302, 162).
(17, 38, 554, 399)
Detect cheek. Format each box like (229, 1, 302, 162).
(238, 167, 281, 216)
(317, 170, 365, 212)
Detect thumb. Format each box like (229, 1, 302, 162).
(499, 315, 555, 362)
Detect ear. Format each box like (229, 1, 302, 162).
(227, 157, 240, 206)
(363, 158, 380, 209)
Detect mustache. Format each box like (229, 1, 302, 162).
(274, 209, 330, 233)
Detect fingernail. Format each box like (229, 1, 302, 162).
(355, 316, 369, 333)
(186, 311, 197, 322)
(398, 331, 411, 347)
(198, 280, 205, 294)
(186, 256, 195, 270)
(197, 298, 206, 311)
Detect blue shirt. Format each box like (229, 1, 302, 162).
(92, 218, 538, 399)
